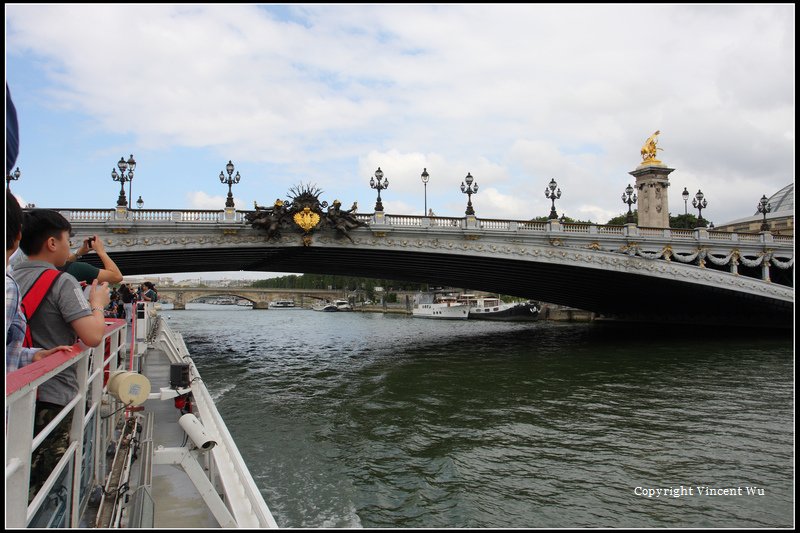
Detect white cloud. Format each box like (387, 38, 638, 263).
(186, 191, 228, 210)
(5, 4, 794, 226)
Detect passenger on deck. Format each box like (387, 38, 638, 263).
(5, 192, 73, 373)
(61, 233, 123, 285)
(119, 283, 135, 321)
(141, 281, 158, 302)
(11, 208, 110, 500)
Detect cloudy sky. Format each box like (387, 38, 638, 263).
(5, 5, 794, 279)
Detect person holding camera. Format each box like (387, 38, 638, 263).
(62, 234, 123, 285)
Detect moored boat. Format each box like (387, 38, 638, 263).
(333, 299, 353, 311)
(268, 299, 296, 309)
(412, 293, 469, 320)
(461, 296, 540, 321)
(312, 300, 339, 312)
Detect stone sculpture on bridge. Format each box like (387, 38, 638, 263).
(246, 184, 366, 246)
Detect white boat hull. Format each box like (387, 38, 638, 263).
(412, 303, 469, 319)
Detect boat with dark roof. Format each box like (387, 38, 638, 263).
(459, 295, 541, 321)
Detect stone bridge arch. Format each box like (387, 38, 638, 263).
(156, 287, 342, 309)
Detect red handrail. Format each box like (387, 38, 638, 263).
(5, 319, 127, 397)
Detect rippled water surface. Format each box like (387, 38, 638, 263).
(164, 304, 794, 528)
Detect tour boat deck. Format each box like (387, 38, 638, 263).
(5, 302, 277, 528)
(141, 347, 219, 528)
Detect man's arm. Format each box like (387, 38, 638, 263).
(70, 280, 110, 347)
(88, 236, 123, 283)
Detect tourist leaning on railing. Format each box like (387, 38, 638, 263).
(11, 208, 110, 500)
(5, 191, 73, 373)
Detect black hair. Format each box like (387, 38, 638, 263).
(6, 190, 23, 251)
(19, 209, 73, 256)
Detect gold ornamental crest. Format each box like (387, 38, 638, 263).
(293, 207, 320, 232)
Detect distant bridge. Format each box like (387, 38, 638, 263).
(55, 207, 793, 328)
(156, 287, 345, 309)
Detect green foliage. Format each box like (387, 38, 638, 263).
(604, 211, 712, 229)
(670, 213, 710, 229)
(530, 215, 594, 224)
(606, 210, 637, 226)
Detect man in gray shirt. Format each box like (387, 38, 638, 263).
(12, 209, 110, 500)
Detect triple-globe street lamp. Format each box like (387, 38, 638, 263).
(460, 172, 479, 216)
(6, 166, 21, 191)
(622, 184, 638, 224)
(545, 178, 561, 220)
(219, 160, 241, 208)
(370, 167, 389, 211)
(757, 194, 772, 232)
(692, 189, 708, 226)
(111, 154, 136, 208)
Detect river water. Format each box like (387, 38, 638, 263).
(163, 304, 793, 528)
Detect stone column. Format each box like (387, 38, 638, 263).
(172, 291, 186, 310)
(629, 164, 674, 228)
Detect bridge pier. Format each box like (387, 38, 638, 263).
(630, 163, 673, 228)
(253, 302, 270, 309)
(171, 302, 185, 310)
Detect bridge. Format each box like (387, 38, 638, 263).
(155, 287, 346, 309)
(54, 205, 793, 328)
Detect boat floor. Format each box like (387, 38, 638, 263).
(140, 347, 220, 528)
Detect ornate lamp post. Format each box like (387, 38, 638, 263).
(692, 189, 708, 225)
(757, 194, 772, 232)
(111, 154, 136, 208)
(622, 183, 638, 224)
(369, 167, 389, 211)
(460, 172, 479, 215)
(6, 166, 21, 191)
(545, 178, 561, 220)
(421, 168, 430, 215)
(136, 195, 144, 210)
(682, 187, 689, 215)
(219, 160, 241, 208)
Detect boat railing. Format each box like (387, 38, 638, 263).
(5, 319, 129, 528)
(150, 317, 278, 528)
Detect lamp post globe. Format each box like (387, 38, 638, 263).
(460, 172, 479, 216)
(370, 167, 389, 212)
(219, 160, 241, 208)
(622, 183, 637, 224)
(692, 189, 708, 226)
(421, 168, 430, 215)
(136, 195, 144, 210)
(6, 166, 21, 191)
(545, 178, 562, 220)
(757, 194, 772, 232)
(681, 187, 689, 215)
(111, 154, 135, 208)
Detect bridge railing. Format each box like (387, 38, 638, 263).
(54, 208, 791, 248)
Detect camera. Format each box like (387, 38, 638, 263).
(87, 236, 96, 249)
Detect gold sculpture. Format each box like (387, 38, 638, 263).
(293, 207, 320, 232)
(640, 130, 663, 164)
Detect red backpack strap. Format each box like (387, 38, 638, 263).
(21, 269, 64, 348)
